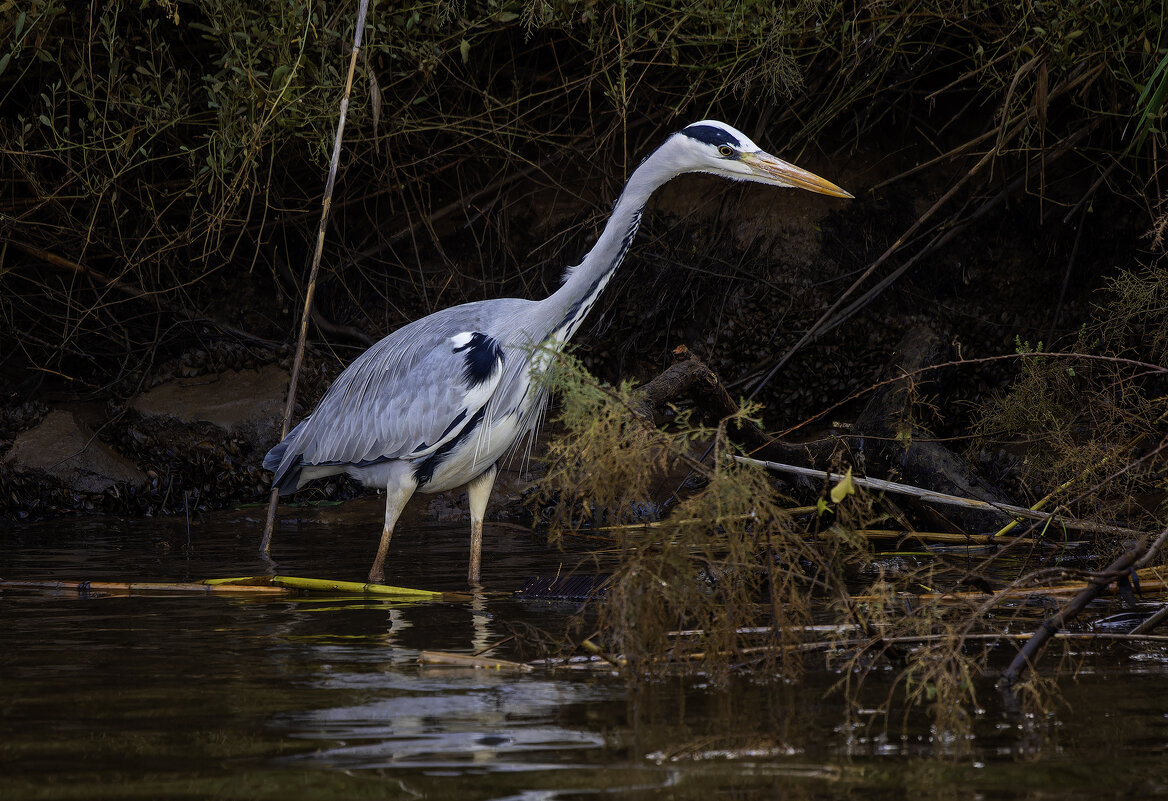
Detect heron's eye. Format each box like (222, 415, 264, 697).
(718, 145, 734, 157)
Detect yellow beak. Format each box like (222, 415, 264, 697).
(744, 152, 853, 199)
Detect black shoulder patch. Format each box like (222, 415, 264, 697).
(681, 123, 740, 149)
(453, 332, 503, 388)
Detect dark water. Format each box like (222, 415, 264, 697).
(3, 504, 1168, 800)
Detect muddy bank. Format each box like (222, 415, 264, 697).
(0, 348, 539, 524)
(2, 362, 287, 518)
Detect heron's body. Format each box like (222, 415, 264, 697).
(265, 120, 850, 584)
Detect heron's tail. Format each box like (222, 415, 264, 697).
(263, 421, 307, 496)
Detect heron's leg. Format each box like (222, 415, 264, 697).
(370, 482, 414, 584)
(465, 463, 498, 585)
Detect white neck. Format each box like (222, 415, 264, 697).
(539, 142, 682, 345)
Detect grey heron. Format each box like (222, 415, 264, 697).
(264, 120, 851, 585)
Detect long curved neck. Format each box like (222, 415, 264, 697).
(539, 143, 679, 345)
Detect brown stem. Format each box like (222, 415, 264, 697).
(998, 524, 1168, 687)
(261, 0, 371, 557)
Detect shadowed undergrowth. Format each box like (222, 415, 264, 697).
(535, 259, 1168, 748)
(3, 0, 1167, 400)
(538, 353, 871, 682)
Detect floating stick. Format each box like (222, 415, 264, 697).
(2, 574, 463, 600)
(737, 456, 1144, 538)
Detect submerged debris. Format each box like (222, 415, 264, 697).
(514, 574, 611, 602)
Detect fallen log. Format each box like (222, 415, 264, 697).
(629, 345, 810, 462)
(418, 650, 533, 671)
(851, 325, 1016, 532)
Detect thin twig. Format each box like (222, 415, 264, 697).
(736, 456, 1146, 538)
(817, 121, 1097, 339)
(772, 351, 1167, 440)
(742, 64, 1105, 402)
(998, 524, 1168, 687)
(261, 0, 370, 558)
(10, 241, 277, 347)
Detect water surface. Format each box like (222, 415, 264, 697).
(2, 506, 1168, 799)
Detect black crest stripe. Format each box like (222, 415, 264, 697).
(681, 124, 740, 149)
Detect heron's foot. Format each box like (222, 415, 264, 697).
(368, 566, 385, 585)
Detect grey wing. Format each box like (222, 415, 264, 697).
(270, 299, 530, 477)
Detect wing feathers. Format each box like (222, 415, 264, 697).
(271, 300, 534, 479)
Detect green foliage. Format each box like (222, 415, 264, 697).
(538, 364, 688, 532)
(1133, 49, 1168, 149)
(1100, 264, 1168, 365)
(2, 1, 346, 248)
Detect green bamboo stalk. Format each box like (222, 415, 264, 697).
(267, 574, 450, 599)
(0, 578, 292, 595)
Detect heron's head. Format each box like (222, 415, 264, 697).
(667, 120, 852, 199)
